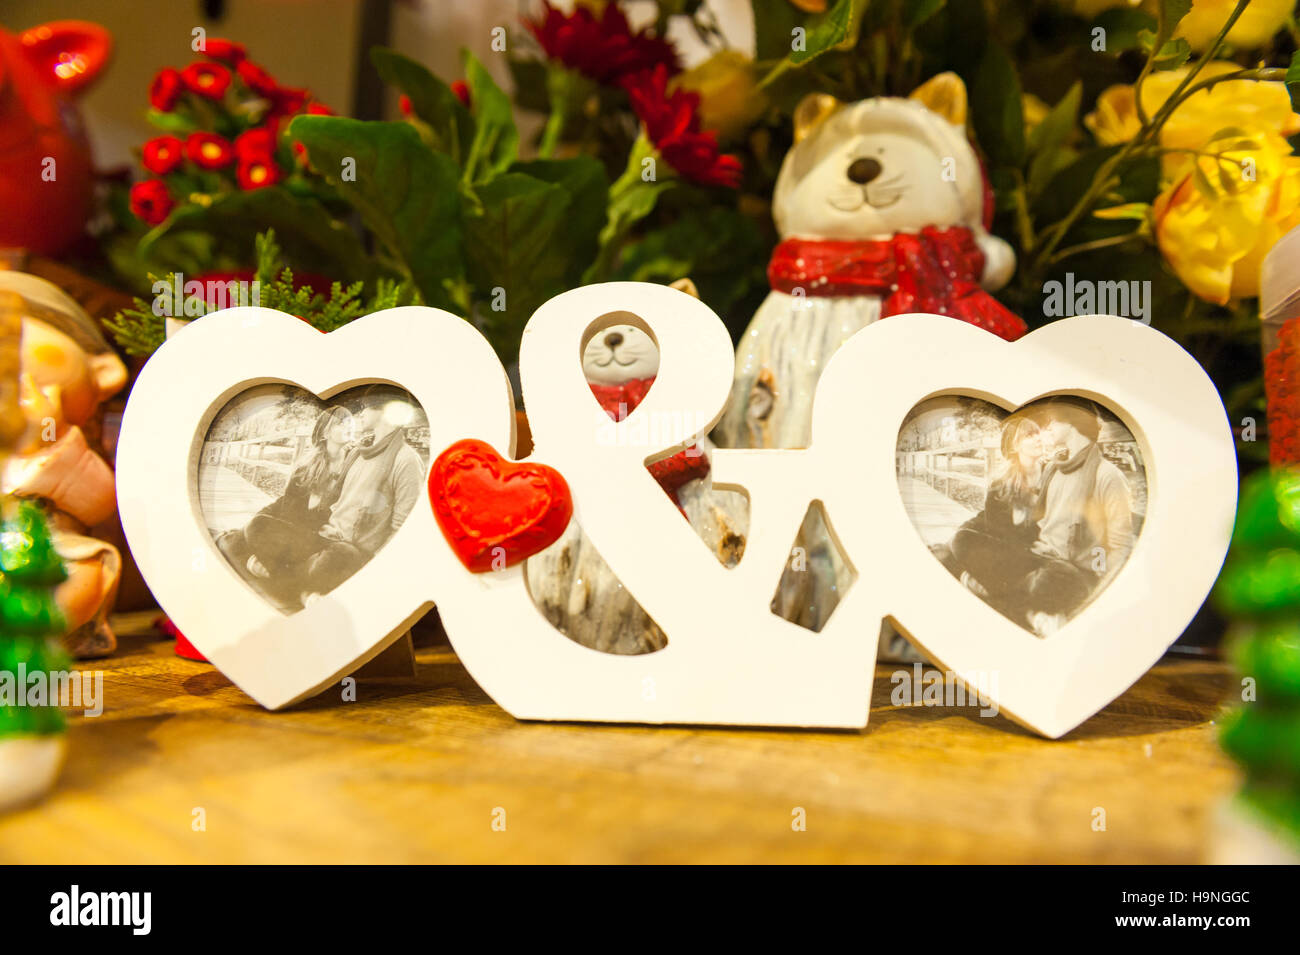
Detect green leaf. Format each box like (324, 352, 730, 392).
(1027, 82, 1081, 196)
(904, 0, 947, 29)
(289, 116, 464, 313)
(1286, 50, 1300, 88)
(1150, 36, 1192, 71)
(971, 44, 1026, 168)
(371, 47, 474, 167)
(462, 50, 518, 184)
(584, 164, 673, 284)
(752, 0, 811, 61)
(1033, 146, 1159, 229)
(461, 173, 573, 359)
(146, 108, 198, 135)
(616, 204, 768, 318)
(509, 156, 608, 286)
(789, 0, 868, 66)
(137, 188, 374, 283)
(506, 56, 550, 113)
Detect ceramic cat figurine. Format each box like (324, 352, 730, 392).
(526, 281, 747, 654)
(713, 73, 1026, 655)
(0, 272, 127, 658)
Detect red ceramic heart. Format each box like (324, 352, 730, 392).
(429, 439, 573, 573)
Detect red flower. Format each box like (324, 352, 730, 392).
(306, 101, 333, 116)
(130, 179, 175, 225)
(398, 94, 413, 117)
(141, 135, 185, 175)
(181, 62, 231, 99)
(149, 67, 183, 111)
(451, 80, 470, 107)
(185, 132, 235, 169)
(237, 155, 283, 190)
(234, 126, 278, 161)
(624, 66, 742, 189)
(268, 86, 309, 120)
(202, 38, 246, 64)
(526, 1, 679, 86)
(236, 60, 279, 97)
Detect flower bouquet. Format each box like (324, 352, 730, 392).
(100, 1, 1299, 467)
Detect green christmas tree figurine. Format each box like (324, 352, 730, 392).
(1212, 468, 1300, 861)
(0, 497, 70, 811)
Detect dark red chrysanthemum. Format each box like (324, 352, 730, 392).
(451, 80, 470, 107)
(623, 65, 742, 189)
(181, 62, 231, 99)
(202, 38, 246, 64)
(526, 0, 679, 86)
(141, 135, 185, 175)
(130, 179, 175, 225)
(185, 131, 235, 169)
(149, 67, 183, 111)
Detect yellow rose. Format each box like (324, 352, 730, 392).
(1085, 63, 1300, 168)
(1169, 0, 1292, 52)
(1148, 63, 1300, 172)
(1084, 84, 1142, 145)
(672, 51, 766, 141)
(1153, 131, 1300, 303)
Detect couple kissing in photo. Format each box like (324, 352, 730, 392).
(217, 387, 424, 612)
(936, 397, 1135, 637)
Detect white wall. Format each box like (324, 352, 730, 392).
(6, 0, 362, 168)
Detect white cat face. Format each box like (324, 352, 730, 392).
(581, 323, 660, 385)
(777, 124, 967, 240)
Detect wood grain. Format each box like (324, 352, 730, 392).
(0, 611, 1240, 863)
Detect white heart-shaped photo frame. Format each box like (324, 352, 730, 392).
(807, 314, 1237, 738)
(116, 306, 516, 709)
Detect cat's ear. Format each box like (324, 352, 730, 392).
(909, 72, 967, 126)
(793, 93, 842, 143)
(669, 278, 699, 300)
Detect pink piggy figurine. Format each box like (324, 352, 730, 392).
(0, 271, 127, 658)
(0, 20, 112, 255)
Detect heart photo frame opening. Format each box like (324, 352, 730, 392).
(198, 383, 431, 615)
(896, 394, 1147, 639)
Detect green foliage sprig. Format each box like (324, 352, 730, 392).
(105, 231, 419, 356)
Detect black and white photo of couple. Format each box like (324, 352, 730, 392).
(897, 395, 1145, 637)
(198, 384, 429, 613)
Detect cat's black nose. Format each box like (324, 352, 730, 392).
(847, 157, 883, 184)
(604, 331, 624, 348)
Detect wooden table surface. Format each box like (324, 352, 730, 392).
(0, 612, 1241, 864)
